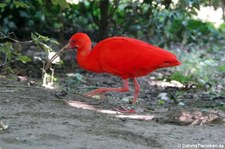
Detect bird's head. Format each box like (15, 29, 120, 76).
(45, 32, 90, 70)
(69, 33, 91, 49)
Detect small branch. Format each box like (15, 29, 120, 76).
(0, 89, 15, 93)
(0, 32, 33, 44)
(0, 84, 44, 89)
(79, 86, 98, 89)
(0, 32, 33, 67)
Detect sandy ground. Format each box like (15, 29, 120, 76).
(0, 75, 225, 149)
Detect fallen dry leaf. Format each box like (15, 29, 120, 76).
(179, 111, 220, 126)
(0, 121, 9, 131)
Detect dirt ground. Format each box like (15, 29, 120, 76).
(0, 70, 225, 149)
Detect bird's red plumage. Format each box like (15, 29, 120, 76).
(46, 33, 181, 113)
(73, 35, 180, 79)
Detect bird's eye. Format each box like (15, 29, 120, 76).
(72, 40, 77, 43)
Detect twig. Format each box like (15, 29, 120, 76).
(79, 86, 98, 89)
(0, 32, 33, 44)
(0, 32, 33, 67)
(0, 89, 15, 93)
(17, 96, 36, 99)
(0, 84, 43, 89)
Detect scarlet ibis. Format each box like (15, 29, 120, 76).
(46, 33, 180, 113)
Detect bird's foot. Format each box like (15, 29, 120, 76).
(85, 93, 105, 100)
(85, 88, 107, 97)
(114, 105, 136, 114)
(85, 92, 94, 97)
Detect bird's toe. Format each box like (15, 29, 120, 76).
(113, 106, 136, 114)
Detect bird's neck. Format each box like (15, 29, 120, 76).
(77, 44, 91, 57)
(76, 44, 102, 72)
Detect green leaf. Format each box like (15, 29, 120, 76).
(31, 32, 37, 40)
(158, 99, 165, 105)
(49, 38, 60, 45)
(17, 55, 31, 63)
(50, 0, 70, 9)
(50, 0, 58, 5)
(219, 22, 225, 32)
(31, 33, 39, 45)
(0, 3, 7, 8)
(40, 42, 53, 52)
(13, 1, 29, 8)
(170, 72, 192, 83)
(0, 42, 13, 61)
(32, 32, 59, 44)
(218, 65, 225, 72)
(58, 0, 70, 9)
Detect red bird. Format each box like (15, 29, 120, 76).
(46, 33, 181, 113)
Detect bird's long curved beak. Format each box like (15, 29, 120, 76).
(45, 43, 71, 71)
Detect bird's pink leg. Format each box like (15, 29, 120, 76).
(132, 78, 140, 106)
(116, 78, 140, 113)
(85, 79, 129, 96)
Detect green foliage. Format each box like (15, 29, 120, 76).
(0, 0, 224, 90)
(0, 32, 61, 75)
(17, 55, 31, 63)
(31, 32, 59, 53)
(0, 3, 7, 8)
(13, 1, 29, 8)
(158, 99, 166, 105)
(50, 0, 70, 9)
(167, 19, 220, 44)
(171, 46, 224, 91)
(0, 0, 68, 9)
(0, 42, 14, 63)
(0, 0, 70, 39)
(219, 22, 225, 32)
(1, 0, 223, 44)
(0, 42, 31, 68)
(170, 72, 192, 84)
(0, 0, 29, 9)
(4, 42, 31, 63)
(218, 65, 225, 72)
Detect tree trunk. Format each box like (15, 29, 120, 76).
(98, 0, 110, 41)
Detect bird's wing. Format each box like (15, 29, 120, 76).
(92, 37, 179, 78)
